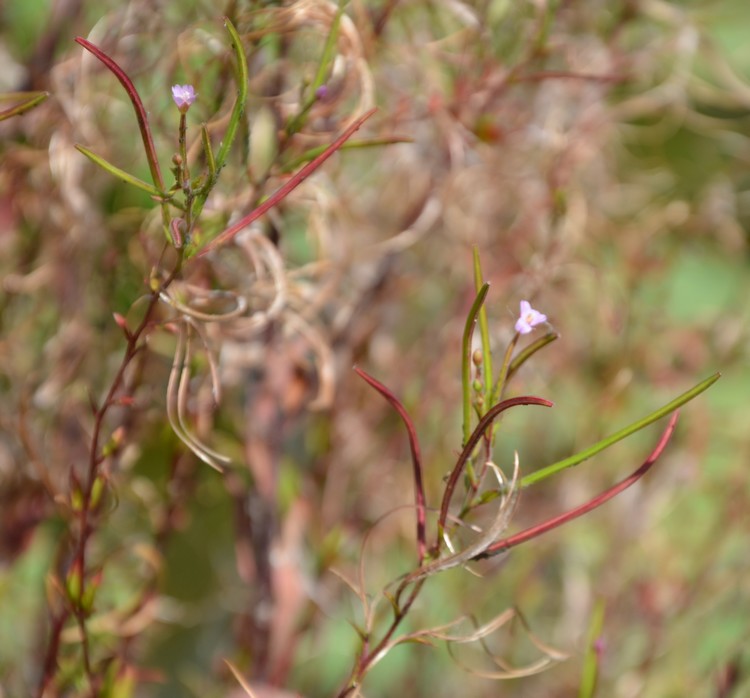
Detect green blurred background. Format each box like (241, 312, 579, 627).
(1, 0, 749, 696)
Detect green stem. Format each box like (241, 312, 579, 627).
(579, 599, 605, 698)
(178, 112, 194, 234)
(491, 331, 520, 407)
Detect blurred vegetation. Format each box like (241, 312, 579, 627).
(1, 0, 749, 696)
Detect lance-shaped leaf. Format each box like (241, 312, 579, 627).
(354, 366, 427, 564)
(438, 396, 553, 542)
(0, 91, 49, 121)
(75, 37, 165, 192)
(506, 330, 559, 381)
(286, 3, 344, 137)
(520, 372, 719, 488)
(461, 283, 490, 446)
(191, 17, 248, 221)
(196, 108, 376, 257)
(472, 248, 493, 417)
(480, 411, 679, 558)
(75, 145, 164, 197)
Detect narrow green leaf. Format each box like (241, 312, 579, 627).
(521, 372, 721, 488)
(0, 91, 45, 104)
(472, 247, 493, 416)
(476, 489, 501, 506)
(507, 331, 559, 381)
(462, 283, 490, 445)
(347, 620, 369, 642)
(215, 18, 248, 169)
(200, 123, 216, 183)
(383, 590, 401, 617)
(312, 2, 345, 92)
(490, 330, 519, 408)
(191, 17, 248, 221)
(0, 91, 49, 121)
(75, 38, 165, 192)
(195, 109, 376, 257)
(75, 145, 164, 197)
(286, 1, 345, 136)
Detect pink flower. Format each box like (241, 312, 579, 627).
(515, 300, 547, 335)
(171, 84, 196, 112)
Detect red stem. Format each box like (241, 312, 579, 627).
(438, 396, 553, 543)
(354, 366, 427, 564)
(480, 411, 679, 558)
(75, 37, 165, 192)
(198, 108, 377, 256)
(339, 580, 425, 696)
(38, 257, 183, 697)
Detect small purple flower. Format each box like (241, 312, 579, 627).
(315, 84, 329, 101)
(515, 300, 547, 335)
(171, 84, 196, 112)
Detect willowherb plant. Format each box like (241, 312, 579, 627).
(333, 253, 718, 695)
(1, 6, 729, 698)
(31, 17, 384, 697)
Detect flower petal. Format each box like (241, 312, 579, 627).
(515, 300, 547, 334)
(171, 84, 196, 111)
